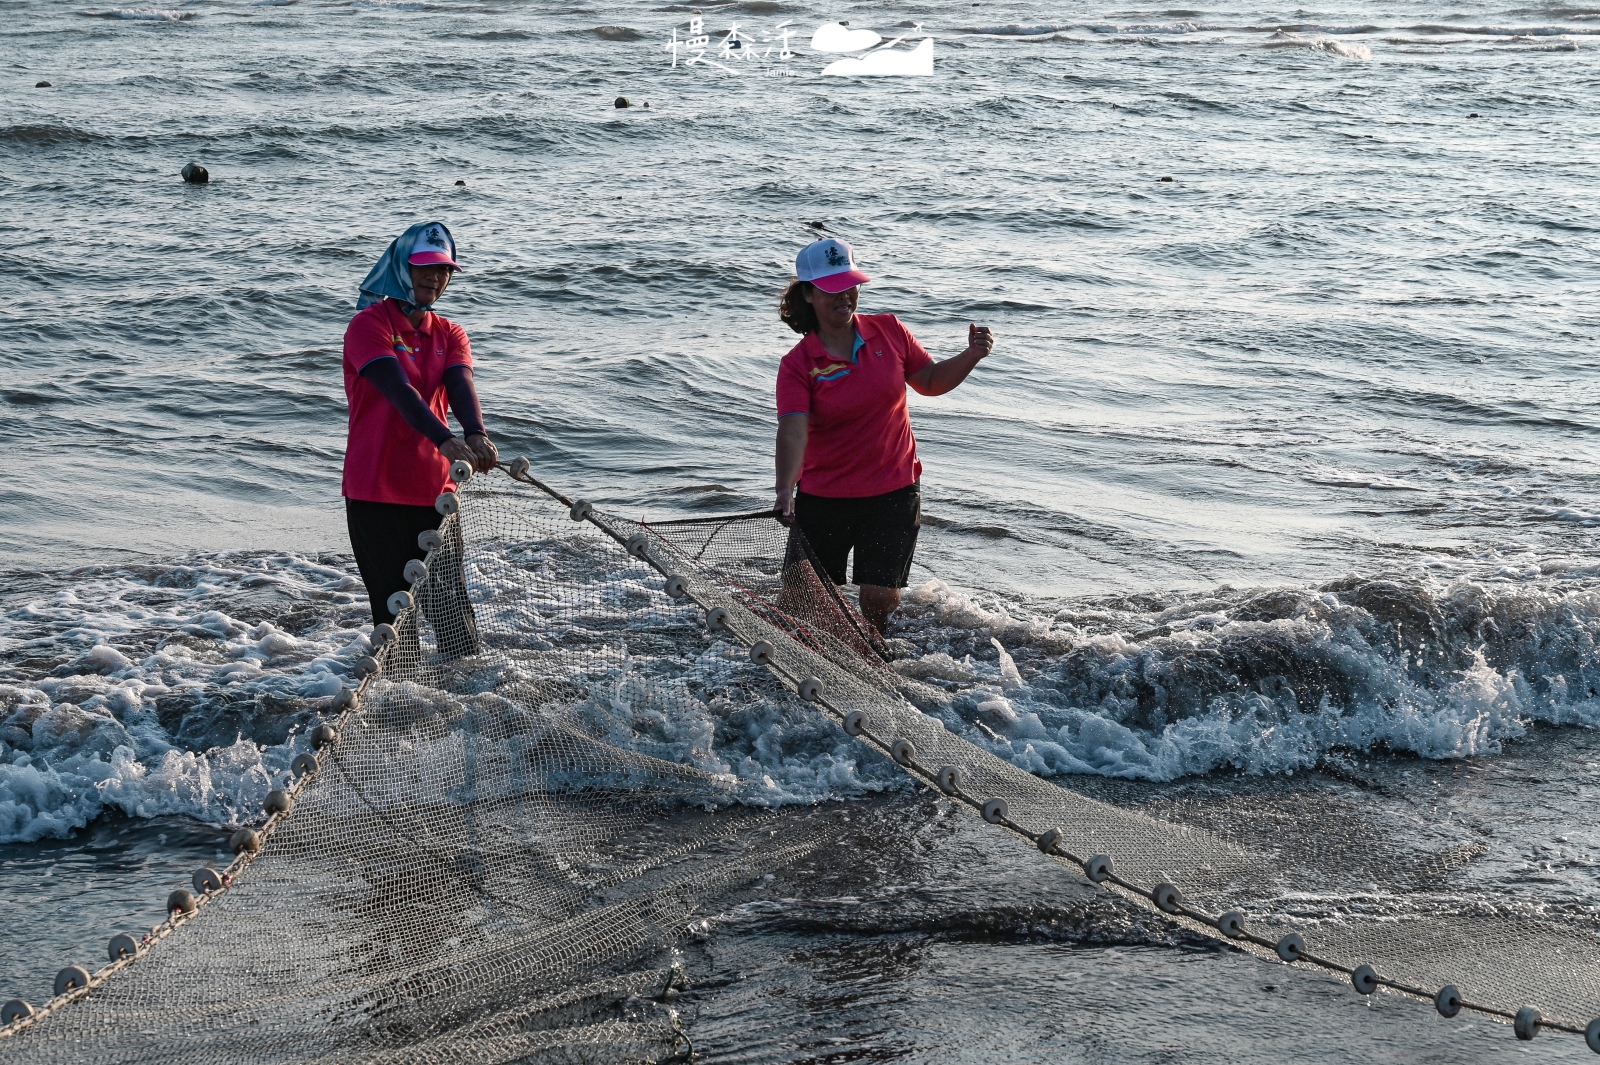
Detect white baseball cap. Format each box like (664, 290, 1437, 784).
(409, 222, 461, 270)
(796, 237, 870, 293)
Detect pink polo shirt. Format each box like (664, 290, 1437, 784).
(776, 312, 934, 499)
(342, 299, 472, 506)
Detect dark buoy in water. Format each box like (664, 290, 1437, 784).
(35, 80, 51, 88)
(1158, 176, 1174, 182)
(1469, 112, 1479, 118)
(643, 101, 650, 108)
(808, 220, 827, 231)
(455, 179, 466, 186)
(614, 96, 631, 108)
(181, 162, 209, 185)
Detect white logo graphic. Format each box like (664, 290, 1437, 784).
(663, 18, 933, 77)
(812, 22, 934, 77)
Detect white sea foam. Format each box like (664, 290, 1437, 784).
(86, 7, 196, 19)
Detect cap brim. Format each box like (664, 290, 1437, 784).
(811, 270, 870, 293)
(408, 251, 461, 271)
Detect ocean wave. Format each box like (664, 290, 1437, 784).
(1259, 29, 1372, 59)
(1085, 22, 1203, 34)
(1407, 23, 1600, 36)
(82, 8, 196, 20)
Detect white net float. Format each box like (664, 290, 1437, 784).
(355, 653, 382, 677)
(748, 641, 775, 665)
(664, 574, 689, 598)
(890, 739, 916, 767)
(292, 752, 319, 778)
(704, 607, 730, 632)
(1217, 911, 1246, 939)
(229, 828, 260, 855)
(796, 676, 824, 702)
(569, 500, 593, 522)
(450, 459, 473, 483)
(53, 967, 90, 997)
(435, 492, 459, 516)
(403, 559, 428, 584)
(167, 890, 197, 918)
(1152, 882, 1182, 914)
(331, 689, 356, 710)
(1035, 827, 1063, 854)
(625, 532, 651, 559)
(0, 1000, 33, 1024)
(312, 723, 338, 749)
(509, 456, 530, 477)
(264, 790, 292, 816)
(1351, 964, 1379, 995)
(842, 710, 865, 736)
(1085, 854, 1113, 883)
(108, 934, 138, 962)
(1276, 933, 1305, 963)
(192, 867, 224, 894)
(1515, 1006, 1541, 1041)
(417, 530, 442, 552)
(373, 623, 398, 646)
(981, 797, 1008, 824)
(935, 765, 961, 795)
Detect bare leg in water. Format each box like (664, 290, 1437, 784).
(859, 584, 901, 637)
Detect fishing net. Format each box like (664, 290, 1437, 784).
(4, 462, 1600, 1061)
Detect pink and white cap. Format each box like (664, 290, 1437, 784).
(409, 223, 461, 270)
(796, 237, 870, 293)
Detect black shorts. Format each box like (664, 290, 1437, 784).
(794, 482, 921, 589)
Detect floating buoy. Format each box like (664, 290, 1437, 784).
(749, 641, 775, 665)
(180, 162, 209, 184)
(981, 797, 1008, 824)
(664, 575, 689, 599)
(167, 889, 197, 918)
(403, 559, 428, 584)
(1035, 826, 1063, 854)
(615, 96, 631, 108)
(889, 739, 916, 766)
(355, 653, 382, 677)
(311, 723, 338, 749)
(1, 1000, 34, 1024)
(455, 179, 466, 186)
(705, 607, 730, 632)
(192, 867, 223, 894)
(332, 688, 356, 710)
(1515, 1006, 1541, 1041)
(1152, 882, 1182, 914)
(1276, 932, 1305, 962)
(229, 828, 260, 854)
(796, 676, 824, 702)
(842, 710, 865, 736)
(569, 500, 593, 521)
(435, 492, 459, 516)
(1351, 964, 1378, 995)
(1216, 910, 1246, 939)
(1585, 1017, 1600, 1052)
(417, 530, 441, 552)
(264, 790, 292, 816)
(935, 765, 961, 795)
(108, 933, 138, 962)
(385, 589, 412, 616)
(34, 80, 51, 88)
(53, 966, 91, 997)
(626, 532, 651, 558)
(450, 459, 473, 483)
(291, 752, 318, 778)
(509, 456, 530, 477)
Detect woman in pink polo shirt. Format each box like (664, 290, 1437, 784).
(774, 237, 995, 636)
(342, 221, 496, 655)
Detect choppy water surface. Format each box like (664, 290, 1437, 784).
(4, 0, 1600, 1057)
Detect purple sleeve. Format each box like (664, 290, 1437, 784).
(359, 357, 454, 446)
(442, 364, 486, 436)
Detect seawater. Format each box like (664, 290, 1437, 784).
(3, 0, 1600, 1058)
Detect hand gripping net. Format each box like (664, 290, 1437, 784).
(4, 461, 1600, 1061)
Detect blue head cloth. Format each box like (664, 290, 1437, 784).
(356, 221, 458, 312)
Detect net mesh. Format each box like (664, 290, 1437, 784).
(4, 466, 1600, 1060)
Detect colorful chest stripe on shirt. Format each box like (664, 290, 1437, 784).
(807, 332, 867, 384)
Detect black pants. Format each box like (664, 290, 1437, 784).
(345, 498, 479, 659)
(793, 482, 922, 589)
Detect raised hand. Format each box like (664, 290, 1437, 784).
(968, 322, 995, 358)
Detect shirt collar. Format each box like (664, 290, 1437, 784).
(811, 326, 866, 363)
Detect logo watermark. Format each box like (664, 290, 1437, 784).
(664, 18, 933, 77)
